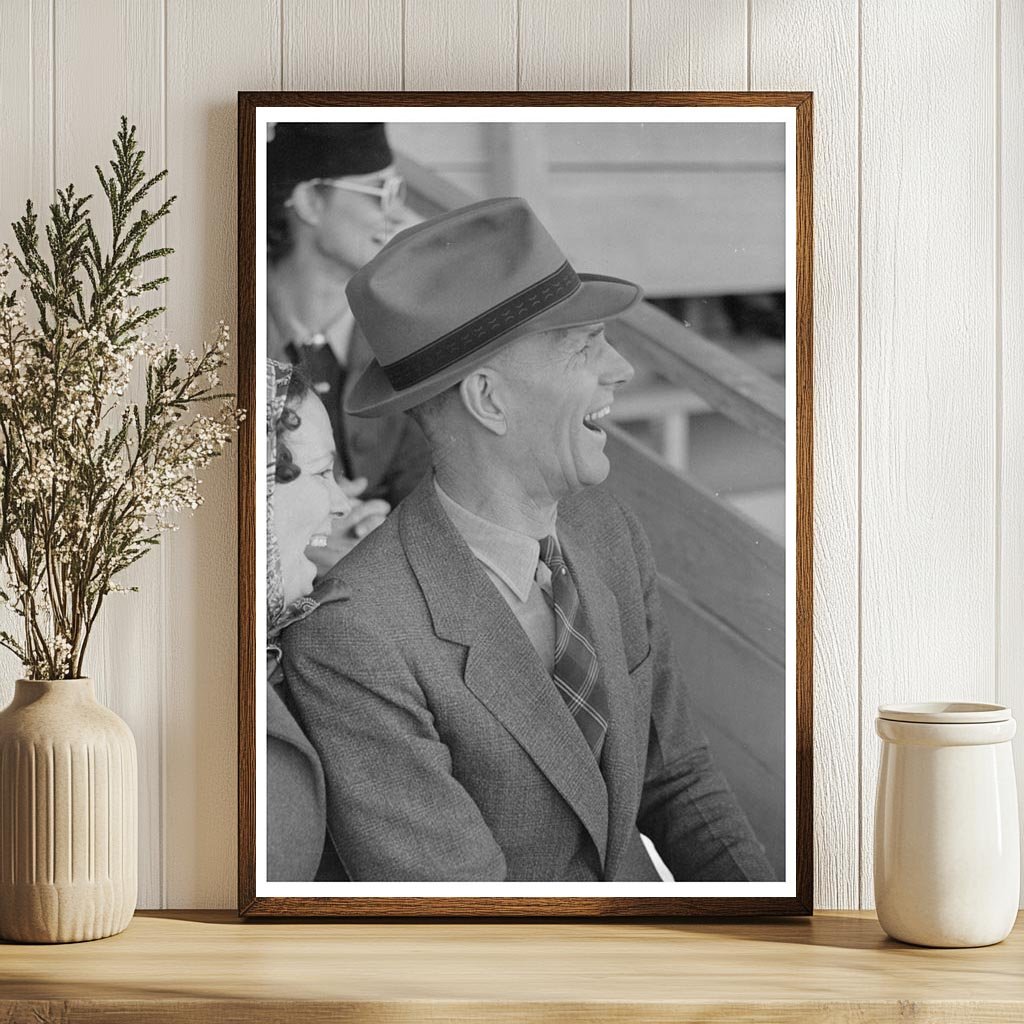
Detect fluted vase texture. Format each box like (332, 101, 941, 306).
(0, 678, 137, 943)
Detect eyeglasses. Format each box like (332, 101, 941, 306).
(304, 174, 408, 217)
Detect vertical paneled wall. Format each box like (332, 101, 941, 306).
(0, 0, 1016, 910)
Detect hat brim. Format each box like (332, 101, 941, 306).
(346, 273, 642, 418)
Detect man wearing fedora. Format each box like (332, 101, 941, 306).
(282, 197, 774, 882)
(267, 122, 428, 520)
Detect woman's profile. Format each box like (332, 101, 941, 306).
(266, 359, 351, 880)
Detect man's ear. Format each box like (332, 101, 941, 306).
(287, 181, 325, 227)
(459, 369, 507, 436)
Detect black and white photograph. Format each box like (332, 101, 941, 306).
(241, 96, 810, 915)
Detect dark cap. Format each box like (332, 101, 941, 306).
(268, 122, 392, 190)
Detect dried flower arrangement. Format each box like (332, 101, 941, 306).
(0, 118, 241, 680)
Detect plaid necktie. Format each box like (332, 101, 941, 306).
(539, 535, 609, 760)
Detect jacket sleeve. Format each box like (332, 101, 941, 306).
(617, 501, 777, 882)
(281, 610, 508, 882)
(266, 668, 327, 882)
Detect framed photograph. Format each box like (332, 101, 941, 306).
(238, 91, 812, 917)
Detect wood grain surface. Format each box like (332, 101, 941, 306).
(631, 0, 747, 91)
(0, 0, 53, 744)
(1, 911, 1023, 1022)
(858, 1, 999, 910)
(283, 0, 403, 91)
(49, 0, 167, 915)
(0, 0, 1019, 914)
(751, 0, 860, 915)
(1001, 0, 1024, 883)
(519, 0, 630, 90)
(163, 0, 280, 910)
(404, 0, 517, 90)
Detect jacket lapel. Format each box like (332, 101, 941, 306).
(558, 520, 644, 881)
(399, 482, 610, 867)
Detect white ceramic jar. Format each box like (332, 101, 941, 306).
(874, 702, 1019, 948)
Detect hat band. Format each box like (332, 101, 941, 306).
(382, 261, 581, 391)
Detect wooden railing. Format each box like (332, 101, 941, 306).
(400, 153, 787, 877)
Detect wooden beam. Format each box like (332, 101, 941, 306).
(488, 123, 552, 220)
(657, 575, 786, 881)
(660, 577, 785, 749)
(605, 425, 784, 663)
(610, 302, 786, 449)
(396, 153, 481, 215)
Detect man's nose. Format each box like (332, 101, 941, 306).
(600, 339, 635, 388)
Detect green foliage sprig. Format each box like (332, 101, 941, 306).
(0, 117, 242, 679)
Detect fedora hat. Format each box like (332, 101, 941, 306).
(344, 197, 643, 417)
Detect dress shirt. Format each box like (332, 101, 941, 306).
(434, 480, 556, 674)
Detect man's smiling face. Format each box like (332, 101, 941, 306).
(492, 323, 635, 503)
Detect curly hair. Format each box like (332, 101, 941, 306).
(274, 368, 313, 483)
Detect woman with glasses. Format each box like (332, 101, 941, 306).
(266, 122, 429, 532)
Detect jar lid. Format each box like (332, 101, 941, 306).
(877, 701, 1011, 724)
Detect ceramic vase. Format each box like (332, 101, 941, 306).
(874, 702, 1019, 948)
(0, 678, 137, 943)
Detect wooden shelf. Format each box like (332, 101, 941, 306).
(2, 910, 1022, 1022)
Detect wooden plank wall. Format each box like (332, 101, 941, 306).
(1004, 0, 1024, 908)
(0, 0, 1015, 910)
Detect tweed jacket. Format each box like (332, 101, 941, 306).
(281, 478, 774, 882)
(267, 315, 429, 505)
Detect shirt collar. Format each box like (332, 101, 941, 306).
(267, 279, 356, 367)
(434, 479, 549, 603)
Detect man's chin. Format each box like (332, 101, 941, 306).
(569, 456, 611, 494)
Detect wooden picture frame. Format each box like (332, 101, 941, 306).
(238, 91, 813, 917)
